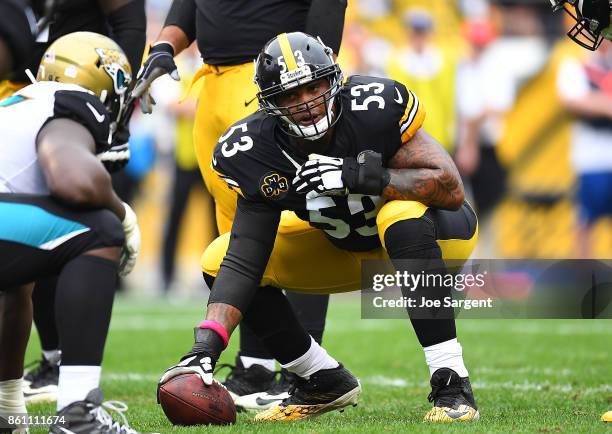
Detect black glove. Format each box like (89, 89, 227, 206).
(132, 42, 179, 114)
(98, 124, 130, 173)
(342, 150, 390, 195)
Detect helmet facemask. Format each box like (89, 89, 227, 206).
(552, 0, 612, 50)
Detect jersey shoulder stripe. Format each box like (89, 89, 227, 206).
(399, 89, 425, 142)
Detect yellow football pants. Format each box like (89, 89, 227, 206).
(202, 201, 478, 294)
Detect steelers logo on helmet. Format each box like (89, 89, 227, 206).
(37, 32, 132, 122)
(254, 32, 343, 140)
(551, 0, 612, 50)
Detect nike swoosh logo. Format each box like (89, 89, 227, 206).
(394, 87, 403, 104)
(255, 396, 284, 405)
(86, 102, 106, 123)
(445, 410, 469, 419)
(244, 96, 257, 107)
(447, 375, 452, 386)
(58, 426, 77, 434)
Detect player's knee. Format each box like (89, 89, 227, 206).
(377, 200, 429, 248)
(383, 216, 438, 259)
(92, 209, 125, 247)
(201, 233, 231, 276)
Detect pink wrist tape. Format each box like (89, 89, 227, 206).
(198, 320, 229, 348)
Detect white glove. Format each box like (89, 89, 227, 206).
(159, 352, 215, 387)
(119, 202, 140, 277)
(293, 153, 347, 199)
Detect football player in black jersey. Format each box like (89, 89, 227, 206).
(159, 32, 480, 423)
(133, 0, 347, 409)
(551, 0, 612, 50)
(0, 32, 150, 434)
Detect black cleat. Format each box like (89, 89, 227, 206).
(217, 355, 276, 404)
(423, 368, 479, 422)
(236, 368, 296, 411)
(254, 364, 361, 421)
(23, 357, 59, 404)
(48, 388, 156, 434)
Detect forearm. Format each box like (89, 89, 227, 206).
(383, 168, 464, 210)
(561, 93, 612, 119)
(154, 25, 191, 56)
(384, 129, 464, 210)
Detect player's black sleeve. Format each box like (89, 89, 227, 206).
(208, 197, 281, 313)
(0, 0, 35, 77)
(46, 90, 112, 153)
(106, 0, 147, 75)
(164, 0, 197, 45)
(306, 0, 347, 54)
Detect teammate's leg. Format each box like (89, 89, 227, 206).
(377, 200, 479, 422)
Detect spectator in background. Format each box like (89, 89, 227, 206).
(557, 40, 612, 257)
(387, 9, 457, 152)
(454, 18, 506, 217)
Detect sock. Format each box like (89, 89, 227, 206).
(281, 337, 338, 379)
(0, 378, 27, 416)
(423, 338, 469, 378)
(42, 349, 61, 365)
(57, 366, 101, 411)
(240, 356, 275, 371)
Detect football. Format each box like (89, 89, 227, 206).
(158, 373, 236, 425)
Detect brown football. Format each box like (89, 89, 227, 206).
(158, 373, 236, 425)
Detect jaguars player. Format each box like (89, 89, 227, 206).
(551, 0, 612, 50)
(159, 32, 479, 423)
(0, 32, 146, 434)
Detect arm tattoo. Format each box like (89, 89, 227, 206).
(383, 129, 464, 210)
(206, 303, 243, 336)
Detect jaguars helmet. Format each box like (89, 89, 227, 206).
(36, 31, 132, 124)
(254, 32, 343, 140)
(551, 0, 612, 50)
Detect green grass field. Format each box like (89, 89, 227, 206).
(26, 294, 611, 433)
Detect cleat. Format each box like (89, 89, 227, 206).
(0, 415, 29, 434)
(254, 364, 361, 422)
(235, 369, 295, 411)
(22, 357, 59, 404)
(217, 355, 276, 406)
(423, 368, 479, 423)
(49, 388, 157, 434)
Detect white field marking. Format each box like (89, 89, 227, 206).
(363, 376, 612, 395)
(102, 372, 611, 395)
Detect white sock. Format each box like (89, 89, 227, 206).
(42, 349, 61, 365)
(0, 378, 27, 416)
(281, 337, 339, 379)
(57, 366, 101, 411)
(423, 338, 469, 378)
(240, 356, 276, 372)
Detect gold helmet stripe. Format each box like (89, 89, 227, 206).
(278, 33, 298, 71)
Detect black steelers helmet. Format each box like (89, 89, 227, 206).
(254, 32, 343, 140)
(551, 0, 612, 50)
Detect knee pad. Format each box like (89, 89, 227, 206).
(384, 217, 439, 260)
(377, 200, 429, 249)
(91, 209, 124, 247)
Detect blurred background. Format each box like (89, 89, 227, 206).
(123, 0, 612, 296)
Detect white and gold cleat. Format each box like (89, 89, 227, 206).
(254, 364, 361, 422)
(423, 368, 479, 423)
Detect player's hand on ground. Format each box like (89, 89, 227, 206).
(159, 351, 216, 387)
(132, 42, 179, 114)
(119, 202, 140, 276)
(294, 153, 348, 199)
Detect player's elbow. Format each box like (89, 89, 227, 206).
(440, 168, 465, 211)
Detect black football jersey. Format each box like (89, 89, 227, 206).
(212, 75, 425, 251)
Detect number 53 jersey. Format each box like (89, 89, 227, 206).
(212, 75, 426, 252)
